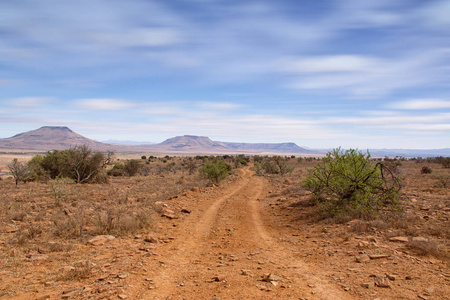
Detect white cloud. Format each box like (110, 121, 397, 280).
(282, 51, 447, 97)
(88, 28, 182, 48)
(390, 99, 450, 110)
(76, 99, 133, 111)
(198, 102, 242, 110)
(279, 55, 380, 73)
(11, 97, 52, 107)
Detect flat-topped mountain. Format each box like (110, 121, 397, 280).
(158, 135, 229, 151)
(0, 126, 116, 151)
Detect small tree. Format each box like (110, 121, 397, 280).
(199, 159, 232, 184)
(7, 158, 30, 186)
(303, 148, 400, 218)
(38, 146, 107, 183)
(124, 159, 141, 176)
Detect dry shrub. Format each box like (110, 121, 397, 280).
(407, 240, 448, 260)
(53, 215, 84, 238)
(26, 223, 43, 239)
(10, 210, 27, 221)
(349, 220, 371, 233)
(92, 208, 152, 236)
(59, 260, 93, 281)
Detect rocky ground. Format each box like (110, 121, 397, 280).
(0, 159, 449, 299)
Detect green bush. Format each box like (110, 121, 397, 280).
(303, 148, 400, 218)
(123, 160, 141, 177)
(36, 145, 107, 184)
(421, 166, 432, 174)
(199, 159, 232, 184)
(27, 154, 47, 181)
(234, 155, 249, 168)
(107, 163, 125, 177)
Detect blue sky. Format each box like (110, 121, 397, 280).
(1, 0, 449, 149)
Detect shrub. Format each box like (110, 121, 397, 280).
(234, 155, 249, 168)
(107, 163, 125, 177)
(432, 174, 450, 188)
(421, 166, 432, 174)
(27, 154, 47, 181)
(439, 157, 450, 168)
(260, 156, 294, 175)
(7, 159, 30, 186)
(199, 158, 232, 184)
(124, 160, 141, 176)
(303, 148, 401, 218)
(38, 146, 107, 183)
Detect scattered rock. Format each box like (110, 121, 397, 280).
(212, 275, 226, 282)
(161, 212, 177, 219)
(240, 269, 251, 276)
(256, 284, 272, 292)
(374, 276, 391, 288)
(191, 187, 200, 192)
(118, 294, 127, 299)
(412, 237, 429, 243)
(29, 254, 48, 262)
(261, 273, 280, 282)
(389, 236, 409, 243)
(88, 235, 115, 246)
(355, 254, 370, 263)
(424, 286, 435, 295)
(144, 234, 159, 244)
(369, 254, 390, 260)
(361, 282, 374, 289)
(181, 208, 191, 214)
(386, 273, 396, 281)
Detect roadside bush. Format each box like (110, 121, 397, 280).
(260, 156, 294, 175)
(37, 145, 107, 183)
(303, 148, 401, 219)
(199, 158, 232, 184)
(421, 166, 432, 174)
(234, 155, 249, 168)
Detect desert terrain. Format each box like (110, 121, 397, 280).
(0, 155, 449, 300)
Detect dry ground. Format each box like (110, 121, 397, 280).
(0, 156, 449, 299)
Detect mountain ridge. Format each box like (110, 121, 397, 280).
(0, 127, 312, 154)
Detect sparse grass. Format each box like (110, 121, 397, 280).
(407, 240, 448, 260)
(58, 260, 94, 281)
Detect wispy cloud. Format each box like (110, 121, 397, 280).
(389, 99, 450, 110)
(75, 99, 133, 111)
(11, 97, 52, 107)
(280, 51, 447, 97)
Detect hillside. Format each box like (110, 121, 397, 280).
(0, 126, 116, 151)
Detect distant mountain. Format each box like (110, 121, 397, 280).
(223, 142, 312, 153)
(0, 126, 116, 151)
(156, 135, 229, 151)
(4, 127, 447, 157)
(102, 139, 156, 145)
(0, 128, 313, 154)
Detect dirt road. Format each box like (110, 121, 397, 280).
(129, 167, 353, 299)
